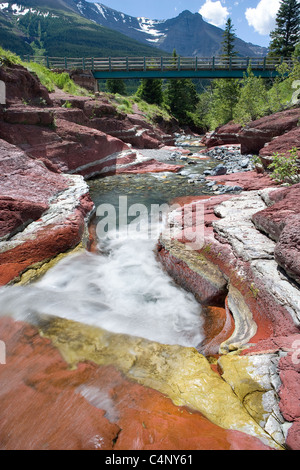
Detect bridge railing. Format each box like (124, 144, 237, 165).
(23, 55, 297, 72)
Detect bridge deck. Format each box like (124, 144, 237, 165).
(25, 56, 298, 79)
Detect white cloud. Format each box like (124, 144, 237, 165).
(245, 0, 281, 35)
(199, 0, 229, 27)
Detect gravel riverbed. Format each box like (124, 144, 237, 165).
(139, 136, 255, 195)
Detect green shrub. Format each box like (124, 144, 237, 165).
(62, 100, 72, 108)
(234, 66, 269, 124)
(0, 46, 23, 66)
(268, 147, 299, 183)
(26, 62, 89, 95)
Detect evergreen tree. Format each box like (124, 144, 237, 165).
(136, 78, 163, 105)
(164, 78, 198, 123)
(269, 0, 300, 57)
(164, 50, 199, 123)
(221, 18, 237, 57)
(201, 19, 239, 129)
(206, 79, 240, 129)
(234, 66, 269, 123)
(106, 78, 126, 95)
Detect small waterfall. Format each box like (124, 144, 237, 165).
(0, 217, 203, 348)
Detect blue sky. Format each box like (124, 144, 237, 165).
(86, 0, 283, 47)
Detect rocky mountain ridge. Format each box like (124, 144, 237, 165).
(0, 1, 268, 58)
(0, 0, 165, 57)
(73, 2, 268, 57)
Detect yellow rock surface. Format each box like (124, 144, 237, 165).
(218, 354, 285, 446)
(14, 242, 85, 286)
(39, 316, 283, 450)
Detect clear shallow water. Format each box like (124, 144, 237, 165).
(0, 150, 211, 347)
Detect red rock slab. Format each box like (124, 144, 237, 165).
(0, 194, 94, 286)
(0, 317, 120, 450)
(52, 106, 90, 126)
(109, 369, 272, 451)
(159, 196, 299, 342)
(259, 127, 300, 161)
(0, 121, 62, 151)
(251, 183, 300, 284)
(54, 118, 129, 169)
(278, 346, 300, 450)
(84, 100, 118, 118)
(86, 115, 172, 149)
(0, 198, 48, 240)
(206, 171, 278, 191)
(3, 107, 54, 126)
(157, 240, 228, 307)
(0, 116, 179, 178)
(0, 63, 52, 106)
(0, 139, 68, 239)
(0, 117, 130, 176)
(201, 123, 242, 148)
(115, 159, 183, 175)
(274, 214, 300, 285)
(268, 182, 300, 205)
(0, 139, 68, 201)
(252, 192, 300, 242)
(203, 108, 300, 154)
(251, 108, 300, 130)
(0, 317, 273, 451)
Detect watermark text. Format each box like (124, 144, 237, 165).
(0, 340, 6, 365)
(96, 196, 204, 251)
(291, 340, 300, 365)
(0, 80, 5, 105)
(291, 80, 300, 105)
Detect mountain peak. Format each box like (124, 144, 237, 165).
(177, 10, 202, 19)
(1, 0, 267, 58)
(77, 2, 267, 57)
(178, 10, 193, 17)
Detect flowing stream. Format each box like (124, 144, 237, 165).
(0, 145, 216, 348)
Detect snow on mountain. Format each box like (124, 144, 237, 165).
(0, 1, 268, 57)
(0, 2, 59, 17)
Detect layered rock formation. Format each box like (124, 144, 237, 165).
(0, 63, 181, 180)
(0, 316, 276, 451)
(202, 107, 300, 160)
(157, 111, 300, 449)
(252, 183, 300, 286)
(157, 182, 300, 450)
(0, 63, 52, 107)
(0, 138, 95, 286)
(0, 62, 182, 283)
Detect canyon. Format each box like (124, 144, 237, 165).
(0, 62, 299, 451)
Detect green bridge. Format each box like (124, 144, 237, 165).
(27, 56, 298, 79)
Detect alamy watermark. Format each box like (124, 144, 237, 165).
(291, 340, 300, 365)
(0, 340, 6, 365)
(291, 80, 300, 106)
(96, 196, 205, 251)
(0, 80, 6, 105)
